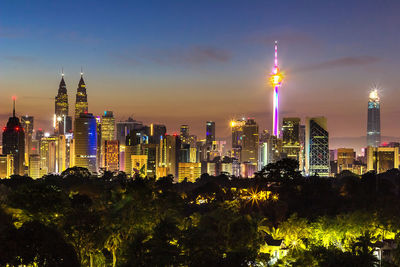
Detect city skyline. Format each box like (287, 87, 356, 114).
(2, 1, 400, 152)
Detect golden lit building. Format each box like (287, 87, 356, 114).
(158, 135, 180, 181)
(241, 119, 259, 165)
(103, 140, 119, 171)
(367, 146, 399, 174)
(337, 148, 355, 173)
(131, 155, 147, 177)
(74, 113, 98, 173)
(282, 117, 301, 160)
(0, 154, 14, 178)
(40, 136, 58, 175)
(29, 154, 40, 179)
(178, 162, 201, 182)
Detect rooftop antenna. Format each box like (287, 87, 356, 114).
(12, 96, 16, 117)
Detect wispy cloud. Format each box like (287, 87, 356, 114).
(3, 55, 37, 63)
(149, 46, 231, 65)
(110, 46, 231, 67)
(293, 56, 380, 73)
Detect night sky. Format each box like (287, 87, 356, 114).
(1, 1, 400, 152)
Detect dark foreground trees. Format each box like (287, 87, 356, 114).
(1, 161, 400, 266)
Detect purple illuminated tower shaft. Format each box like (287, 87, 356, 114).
(273, 85, 279, 136)
(272, 41, 281, 137)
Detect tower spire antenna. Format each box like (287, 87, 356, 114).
(80, 66, 83, 76)
(274, 40, 278, 69)
(61, 67, 64, 77)
(12, 96, 16, 117)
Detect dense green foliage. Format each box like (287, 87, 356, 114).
(1, 161, 400, 266)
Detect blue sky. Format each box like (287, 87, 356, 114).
(1, 0, 400, 150)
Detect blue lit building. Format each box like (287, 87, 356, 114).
(206, 121, 215, 146)
(367, 89, 381, 147)
(74, 113, 97, 173)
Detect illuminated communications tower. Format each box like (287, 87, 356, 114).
(270, 41, 284, 136)
(367, 89, 381, 147)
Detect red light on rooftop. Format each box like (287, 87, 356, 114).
(2, 127, 6, 132)
(15, 126, 20, 131)
(12, 96, 16, 101)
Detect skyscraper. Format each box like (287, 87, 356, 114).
(21, 115, 34, 166)
(101, 111, 116, 142)
(282, 117, 301, 160)
(269, 41, 284, 137)
(39, 136, 58, 175)
(0, 155, 14, 178)
(241, 118, 259, 165)
(337, 148, 355, 173)
(231, 119, 246, 161)
(55, 73, 71, 134)
(2, 99, 25, 175)
(367, 89, 381, 147)
(158, 134, 181, 181)
(305, 117, 330, 177)
(206, 121, 215, 146)
(74, 113, 97, 173)
(75, 73, 88, 118)
(149, 123, 167, 144)
(180, 125, 190, 144)
(103, 140, 119, 172)
(117, 117, 146, 146)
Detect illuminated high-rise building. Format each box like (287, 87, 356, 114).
(28, 154, 40, 179)
(337, 148, 355, 173)
(305, 117, 330, 177)
(178, 162, 201, 182)
(0, 154, 14, 178)
(74, 113, 97, 173)
(39, 136, 58, 175)
(149, 123, 167, 144)
(55, 73, 71, 134)
(282, 117, 301, 160)
(101, 111, 116, 141)
(241, 118, 259, 165)
(158, 134, 181, 181)
(2, 98, 25, 175)
(206, 121, 215, 146)
(131, 155, 148, 177)
(124, 130, 145, 175)
(367, 89, 381, 147)
(180, 125, 189, 144)
(230, 119, 246, 161)
(269, 41, 284, 137)
(103, 140, 119, 172)
(142, 143, 159, 178)
(117, 117, 146, 146)
(74, 72, 88, 118)
(21, 115, 34, 166)
(367, 146, 399, 173)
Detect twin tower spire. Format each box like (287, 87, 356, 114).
(55, 71, 88, 120)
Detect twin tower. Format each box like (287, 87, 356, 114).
(54, 72, 88, 134)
